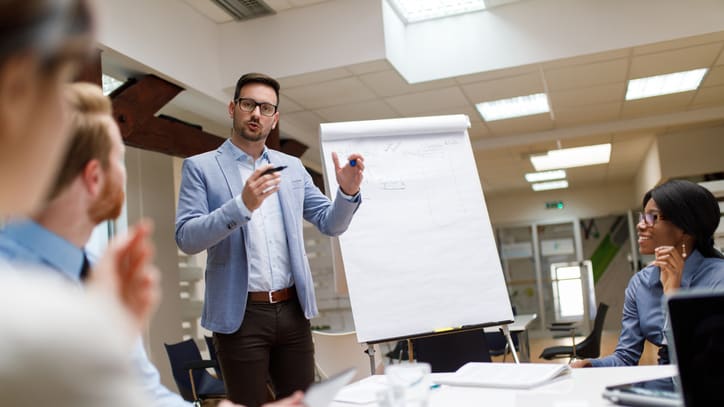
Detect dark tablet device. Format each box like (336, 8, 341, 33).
(602, 376, 682, 406)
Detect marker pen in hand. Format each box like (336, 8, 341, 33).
(261, 165, 287, 176)
(349, 159, 357, 167)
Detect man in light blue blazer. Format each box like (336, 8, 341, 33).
(175, 73, 364, 407)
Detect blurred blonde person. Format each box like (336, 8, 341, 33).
(0, 1, 157, 405)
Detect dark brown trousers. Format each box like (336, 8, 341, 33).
(213, 297, 314, 407)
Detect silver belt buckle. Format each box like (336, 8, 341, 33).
(268, 290, 279, 304)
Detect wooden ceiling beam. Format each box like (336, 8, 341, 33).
(110, 74, 224, 158)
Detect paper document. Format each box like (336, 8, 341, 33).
(334, 375, 390, 404)
(434, 362, 571, 389)
(304, 367, 357, 407)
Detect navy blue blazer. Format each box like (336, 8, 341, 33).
(175, 140, 360, 334)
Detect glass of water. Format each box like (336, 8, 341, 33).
(384, 362, 432, 407)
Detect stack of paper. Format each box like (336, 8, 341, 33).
(434, 362, 571, 389)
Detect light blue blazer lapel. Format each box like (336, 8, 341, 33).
(216, 141, 243, 199)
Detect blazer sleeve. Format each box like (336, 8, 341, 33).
(300, 165, 361, 237)
(175, 158, 246, 254)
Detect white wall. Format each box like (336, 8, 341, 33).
(487, 182, 637, 226)
(658, 126, 724, 180)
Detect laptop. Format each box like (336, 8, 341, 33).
(303, 367, 356, 407)
(602, 290, 724, 407)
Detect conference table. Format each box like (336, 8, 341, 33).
(483, 313, 537, 362)
(332, 364, 677, 407)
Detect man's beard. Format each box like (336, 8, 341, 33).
(88, 176, 125, 223)
(233, 112, 268, 142)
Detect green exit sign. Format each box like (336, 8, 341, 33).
(545, 201, 564, 209)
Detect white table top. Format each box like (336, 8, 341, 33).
(483, 313, 537, 333)
(332, 364, 677, 407)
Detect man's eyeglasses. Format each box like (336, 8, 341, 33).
(638, 212, 664, 226)
(235, 98, 277, 117)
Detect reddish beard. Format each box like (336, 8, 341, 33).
(88, 176, 125, 223)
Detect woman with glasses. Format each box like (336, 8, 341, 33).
(572, 179, 724, 368)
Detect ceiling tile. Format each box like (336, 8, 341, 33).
(278, 67, 351, 89)
(283, 77, 376, 109)
(607, 135, 654, 179)
(565, 165, 607, 185)
(691, 85, 724, 107)
(468, 123, 490, 140)
(384, 87, 468, 116)
(359, 70, 456, 97)
(542, 49, 630, 70)
(485, 113, 554, 135)
(554, 102, 621, 126)
(548, 82, 626, 108)
(346, 59, 392, 75)
(701, 65, 724, 87)
(455, 64, 539, 85)
(717, 49, 724, 65)
(560, 134, 612, 148)
(264, 0, 293, 12)
(545, 59, 628, 91)
(314, 100, 397, 122)
(279, 94, 304, 113)
(629, 43, 722, 79)
(632, 32, 724, 55)
(621, 92, 695, 118)
(461, 73, 544, 103)
(288, 0, 329, 6)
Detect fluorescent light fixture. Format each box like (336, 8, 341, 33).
(625, 68, 708, 100)
(525, 170, 566, 183)
(530, 143, 611, 171)
(476, 93, 550, 121)
(387, 0, 488, 24)
(532, 180, 569, 191)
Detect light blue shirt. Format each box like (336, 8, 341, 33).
(234, 148, 293, 291)
(0, 220, 190, 407)
(591, 249, 724, 367)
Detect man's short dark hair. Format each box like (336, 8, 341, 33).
(233, 73, 280, 104)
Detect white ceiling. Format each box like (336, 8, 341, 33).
(174, 0, 724, 197)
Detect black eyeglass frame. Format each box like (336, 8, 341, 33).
(638, 211, 664, 227)
(234, 97, 278, 117)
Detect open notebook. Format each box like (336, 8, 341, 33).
(433, 362, 571, 389)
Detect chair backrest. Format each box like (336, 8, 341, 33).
(312, 331, 381, 382)
(164, 339, 226, 402)
(164, 339, 203, 401)
(575, 302, 609, 359)
(412, 330, 491, 373)
(204, 335, 224, 379)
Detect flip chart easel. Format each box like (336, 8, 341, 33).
(320, 115, 515, 371)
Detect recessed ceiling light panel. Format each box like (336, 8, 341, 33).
(530, 143, 611, 171)
(524, 170, 567, 183)
(532, 180, 569, 191)
(625, 68, 708, 101)
(476, 93, 550, 122)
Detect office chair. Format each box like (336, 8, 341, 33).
(203, 335, 224, 380)
(164, 339, 226, 406)
(412, 330, 491, 373)
(311, 330, 382, 382)
(485, 330, 519, 362)
(539, 302, 609, 361)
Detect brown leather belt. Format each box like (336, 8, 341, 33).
(248, 286, 295, 304)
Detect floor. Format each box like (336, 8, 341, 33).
(491, 330, 660, 365)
